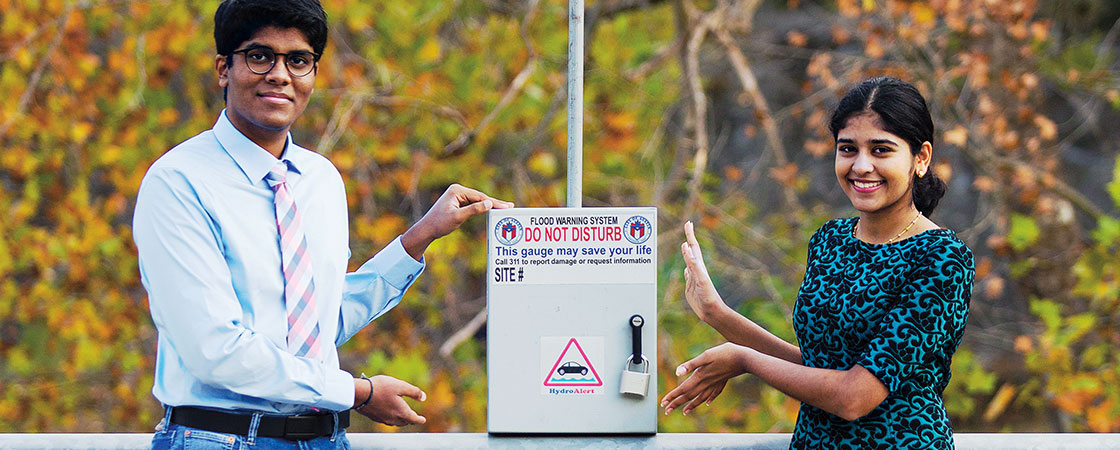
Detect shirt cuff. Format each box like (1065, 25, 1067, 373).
(364, 236, 425, 290)
(320, 368, 360, 411)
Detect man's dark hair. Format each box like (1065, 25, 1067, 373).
(214, 0, 328, 57)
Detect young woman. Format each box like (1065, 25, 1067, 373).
(661, 77, 974, 449)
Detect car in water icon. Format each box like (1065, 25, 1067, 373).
(557, 361, 588, 376)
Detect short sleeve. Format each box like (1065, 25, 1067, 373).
(856, 239, 974, 393)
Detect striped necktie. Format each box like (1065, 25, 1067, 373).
(265, 161, 322, 359)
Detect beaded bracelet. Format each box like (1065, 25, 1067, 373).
(354, 373, 373, 410)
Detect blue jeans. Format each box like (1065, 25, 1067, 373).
(150, 408, 350, 450)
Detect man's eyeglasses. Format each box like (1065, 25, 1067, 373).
(231, 47, 320, 77)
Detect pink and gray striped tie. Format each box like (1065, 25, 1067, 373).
(265, 161, 322, 359)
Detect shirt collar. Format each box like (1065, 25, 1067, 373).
(213, 109, 313, 185)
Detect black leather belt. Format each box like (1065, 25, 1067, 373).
(169, 406, 350, 441)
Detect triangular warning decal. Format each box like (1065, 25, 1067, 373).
(543, 338, 603, 387)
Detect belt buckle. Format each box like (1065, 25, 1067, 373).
(283, 415, 321, 441)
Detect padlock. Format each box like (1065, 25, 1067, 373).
(620, 355, 650, 397)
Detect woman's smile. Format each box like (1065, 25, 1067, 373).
(850, 179, 884, 193)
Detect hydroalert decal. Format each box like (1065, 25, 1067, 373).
(541, 337, 604, 395)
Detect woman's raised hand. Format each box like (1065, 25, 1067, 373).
(681, 221, 729, 324)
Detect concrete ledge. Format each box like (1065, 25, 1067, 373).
(1, 433, 1119, 449)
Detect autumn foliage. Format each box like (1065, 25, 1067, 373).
(1, 0, 1118, 433)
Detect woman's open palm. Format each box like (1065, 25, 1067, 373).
(681, 221, 727, 323)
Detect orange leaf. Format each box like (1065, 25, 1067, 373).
(768, 163, 800, 188)
(933, 162, 952, 181)
(1087, 400, 1116, 432)
(943, 126, 968, 147)
(1033, 115, 1057, 141)
(724, 166, 743, 182)
(786, 31, 808, 48)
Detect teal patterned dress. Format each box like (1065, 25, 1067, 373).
(790, 218, 974, 449)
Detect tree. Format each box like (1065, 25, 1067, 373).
(0, 0, 1117, 433)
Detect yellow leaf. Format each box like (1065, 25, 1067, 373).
(910, 3, 934, 24)
(100, 145, 122, 165)
(528, 151, 557, 177)
(16, 47, 34, 70)
(419, 39, 441, 64)
(982, 383, 1016, 422)
(604, 112, 636, 133)
(861, 0, 875, 12)
(372, 215, 406, 245)
(71, 122, 93, 143)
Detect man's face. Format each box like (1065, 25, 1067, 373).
(216, 26, 316, 140)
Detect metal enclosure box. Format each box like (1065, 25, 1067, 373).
(487, 207, 657, 434)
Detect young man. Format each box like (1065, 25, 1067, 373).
(133, 0, 512, 447)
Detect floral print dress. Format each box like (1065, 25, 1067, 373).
(790, 218, 974, 449)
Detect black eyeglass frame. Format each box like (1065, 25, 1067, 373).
(230, 46, 321, 77)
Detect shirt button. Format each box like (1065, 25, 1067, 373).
(407, 274, 414, 282)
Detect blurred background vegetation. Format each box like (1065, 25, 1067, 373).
(1, 0, 1118, 433)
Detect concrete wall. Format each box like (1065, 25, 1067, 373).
(2, 433, 1120, 449)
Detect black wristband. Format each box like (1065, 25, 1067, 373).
(354, 374, 373, 410)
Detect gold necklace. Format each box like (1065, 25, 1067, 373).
(853, 211, 922, 245)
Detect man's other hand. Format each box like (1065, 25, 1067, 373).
(354, 375, 427, 427)
(402, 184, 513, 260)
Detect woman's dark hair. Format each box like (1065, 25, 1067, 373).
(828, 76, 947, 216)
(214, 0, 328, 57)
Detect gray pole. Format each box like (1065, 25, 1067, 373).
(566, 0, 583, 208)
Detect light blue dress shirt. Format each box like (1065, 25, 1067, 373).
(133, 110, 424, 414)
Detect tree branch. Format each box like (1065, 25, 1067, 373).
(681, 0, 723, 219)
(442, 0, 541, 156)
(711, 5, 800, 210)
(0, 3, 73, 140)
(438, 305, 487, 358)
(623, 36, 682, 82)
(315, 94, 361, 154)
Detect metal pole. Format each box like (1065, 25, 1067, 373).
(566, 0, 584, 208)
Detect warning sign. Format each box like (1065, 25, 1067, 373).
(489, 210, 657, 285)
(541, 337, 604, 395)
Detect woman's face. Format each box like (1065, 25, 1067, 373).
(834, 113, 930, 215)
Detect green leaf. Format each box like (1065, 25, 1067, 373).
(1108, 157, 1120, 208)
(1091, 216, 1120, 246)
(1029, 298, 1062, 333)
(1008, 214, 1041, 251)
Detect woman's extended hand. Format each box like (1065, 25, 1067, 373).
(681, 221, 729, 323)
(660, 342, 752, 415)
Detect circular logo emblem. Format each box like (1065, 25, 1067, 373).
(494, 217, 524, 246)
(623, 216, 652, 245)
